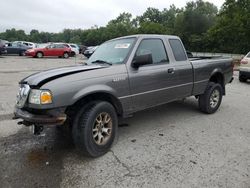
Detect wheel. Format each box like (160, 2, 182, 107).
(198, 82, 223, 114)
(239, 75, 246, 82)
(36, 52, 43, 58)
(72, 101, 118, 157)
(63, 52, 69, 58)
(19, 51, 25, 56)
(71, 51, 76, 57)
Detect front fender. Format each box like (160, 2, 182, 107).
(72, 84, 118, 104)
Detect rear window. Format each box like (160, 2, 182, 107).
(169, 39, 187, 61)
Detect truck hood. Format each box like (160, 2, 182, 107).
(20, 64, 106, 87)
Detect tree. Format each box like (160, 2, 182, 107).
(161, 5, 181, 33)
(29, 29, 41, 42)
(174, 0, 218, 50)
(4, 0, 248, 54)
(138, 7, 162, 24)
(137, 22, 167, 34)
(1, 28, 27, 41)
(206, 0, 250, 53)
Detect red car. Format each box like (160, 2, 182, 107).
(25, 43, 71, 58)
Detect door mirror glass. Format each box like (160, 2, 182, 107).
(132, 53, 153, 68)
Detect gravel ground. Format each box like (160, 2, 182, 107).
(0, 56, 249, 188)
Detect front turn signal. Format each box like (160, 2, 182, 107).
(40, 91, 52, 104)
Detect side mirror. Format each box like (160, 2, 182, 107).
(132, 53, 153, 68)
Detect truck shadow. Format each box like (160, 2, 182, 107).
(117, 98, 199, 138)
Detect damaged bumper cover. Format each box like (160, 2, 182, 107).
(14, 107, 67, 126)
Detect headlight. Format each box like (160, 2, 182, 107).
(29, 89, 53, 104)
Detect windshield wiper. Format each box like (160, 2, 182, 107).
(91, 60, 112, 66)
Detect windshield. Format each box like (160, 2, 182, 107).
(87, 37, 136, 65)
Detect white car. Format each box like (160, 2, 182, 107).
(63, 43, 79, 56)
(239, 52, 250, 82)
(69, 43, 80, 55)
(13, 41, 36, 49)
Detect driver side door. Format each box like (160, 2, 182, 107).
(44, 44, 55, 56)
(128, 38, 179, 111)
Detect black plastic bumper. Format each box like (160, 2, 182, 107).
(14, 108, 67, 126)
(240, 70, 250, 78)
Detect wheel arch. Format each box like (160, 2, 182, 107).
(36, 51, 44, 56)
(66, 91, 123, 117)
(209, 70, 225, 94)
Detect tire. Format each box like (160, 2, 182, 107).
(19, 51, 25, 56)
(36, 52, 43, 58)
(63, 52, 69, 58)
(71, 51, 76, 57)
(72, 101, 118, 157)
(239, 75, 246, 82)
(199, 82, 223, 114)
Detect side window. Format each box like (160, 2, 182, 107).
(169, 39, 187, 61)
(135, 39, 169, 64)
(55, 44, 63, 48)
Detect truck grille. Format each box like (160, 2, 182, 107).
(16, 84, 30, 108)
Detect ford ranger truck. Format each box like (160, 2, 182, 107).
(14, 35, 234, 157)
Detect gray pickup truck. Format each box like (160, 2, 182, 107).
(14, 35, 233, 157)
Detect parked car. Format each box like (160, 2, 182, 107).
(239, 52, 250, 82)
(83, 46, 98, 58)
(14, 34, 233, 157)
(25, 43, 71, 58)
(5, 42, 31, 56)
(63, 43, 79, 56)
(13, 41, 36, 48)
(35, 43, 50, 49)
(78, 45, 87, 54)
(186, 51, 193, 58)
(0, 39, 7, 55)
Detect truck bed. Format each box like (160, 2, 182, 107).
(190, 57, 233, 95)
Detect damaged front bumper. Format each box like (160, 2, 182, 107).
(13, 107, 67, 126)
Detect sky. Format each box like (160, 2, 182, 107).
(0, 0, 225, 33)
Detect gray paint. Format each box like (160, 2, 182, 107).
(17, 34, 233, 117)
(5, 44, 30, 55)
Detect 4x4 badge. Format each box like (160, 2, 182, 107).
(112, 77, 126, 82)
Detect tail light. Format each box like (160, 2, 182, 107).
(240, 60, 248, 64)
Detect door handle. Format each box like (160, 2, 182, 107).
(167, 68, 175, 74)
